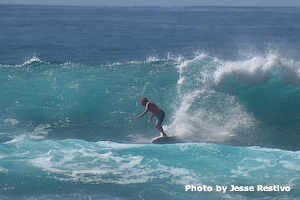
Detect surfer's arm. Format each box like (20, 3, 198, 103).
(136, 103, 149, 119)
(148, 113, 154, 123)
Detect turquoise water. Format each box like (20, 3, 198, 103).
(1, 138, 299, 199)
(1, 55, 299, 199)
(1, 5, 300, 200)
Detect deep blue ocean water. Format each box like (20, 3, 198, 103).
(0, 5, 300, 199)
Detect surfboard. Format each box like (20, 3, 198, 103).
(152, 136, 181, 144)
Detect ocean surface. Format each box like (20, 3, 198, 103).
(0, 4, 300, 199)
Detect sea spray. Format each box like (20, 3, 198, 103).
(167, 54, 256, 144)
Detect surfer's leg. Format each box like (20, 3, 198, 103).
(155, 123, 167, 137)
(155, 111, 167, 137)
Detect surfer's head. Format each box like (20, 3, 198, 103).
(140, 97, 148, 106)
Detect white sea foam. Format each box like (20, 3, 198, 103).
(28, 124, 52, 140)
(29, 141, 201, 185)
(21, 56, 42, 67)
(213, 54, 300, 88)
(214, 55, 278, 87)
(3, 118, 19, 126)
(4, 134, 27, 145)
(279, 160, 300, 171)
(230, 157, 277, 178)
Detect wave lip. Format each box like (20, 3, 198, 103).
(214, 55, 277, 88)
(21, 56, 42, 66)
(214, 54, 300, 90)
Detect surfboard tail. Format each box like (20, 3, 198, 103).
(152, 136, 181, 144)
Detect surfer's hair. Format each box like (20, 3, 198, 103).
(140, 97, 148, 104)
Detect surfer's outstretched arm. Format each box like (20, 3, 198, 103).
(136, 102, 149, 119)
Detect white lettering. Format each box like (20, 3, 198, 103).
(216, 185, 227, 193)
(186, 184, 291, 193)
(280, 186, 291, 192)
(230, 185, 255, 192)
(257, 185, 291, 192)
(185, 185, 191, 191)
(185, 185, 212, 192)
(257, 185, 263, 191)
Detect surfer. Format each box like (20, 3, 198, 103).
(136, 97, 167, 137)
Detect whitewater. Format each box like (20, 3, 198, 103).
(1, 5, 300, 200)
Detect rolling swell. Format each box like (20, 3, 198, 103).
(1, 54, 300, 150)
(0, 57, 179, 143)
